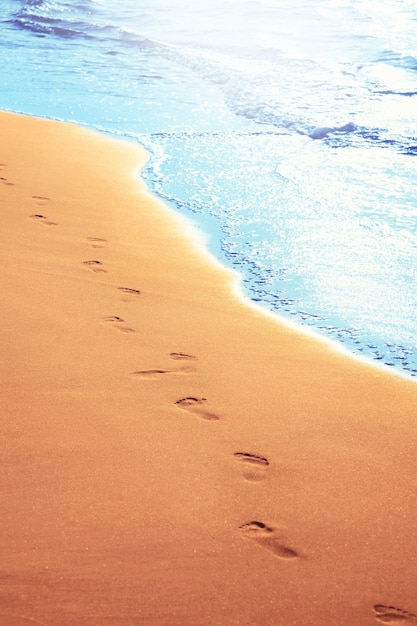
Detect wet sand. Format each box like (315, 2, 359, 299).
(1, 110, 417, 625)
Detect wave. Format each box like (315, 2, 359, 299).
(6, 1, 163, 51)
(3, 0, 417, 377)
(6, 0, 104, 39)
(12, 0, 96, 12)
(7, 15, 94, 39)
(5, 0, 417, 156)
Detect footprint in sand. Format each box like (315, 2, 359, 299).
(132, 366, 195, 378)
(234, 452, 269, 482)
(32, 195, 50, 205)
(132, 369, 168, 378)
(83, 260, 107, 273)
(175, 397, 219, 421)
(0, 176, 14, 186)
(374, 605, 417, 623)
(239, 521, 299, 560)
(118, 287, 141, 302)
(170, 352, 197, 361)
(101, 316, 135, 333)
(29, 214, 57, 226)
(87, 236, 108, 249)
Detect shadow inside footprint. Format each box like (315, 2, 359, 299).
(234, 452, 269, 482)
(170, 352, 196, 361)
(83, 260, 107, 273)
(133, 366, 194, 379)
(101, 316, 135, 333)
(0, 176, 14, 186)
(87, 237, 107, 248)
(118, 287, 141, 295)
(374, 605, 417, 623)
(175, 397, 219, 421)
(132, 369, 168, 378)
(29, 214, 57, 226)
(32, 195, 50, 205)
(239, 521, 299, 560)
(118, 287, 141, 301)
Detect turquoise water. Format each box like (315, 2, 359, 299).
(2, 0, 417, 376)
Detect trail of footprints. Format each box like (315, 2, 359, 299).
(16, 219, 315, 571)
(24, 205, 412, 621)
(83, 237, 291, 560)
(88, 247, 416, 623)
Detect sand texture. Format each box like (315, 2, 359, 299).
(1, 111, 417, 625)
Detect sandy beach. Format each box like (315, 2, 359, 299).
(1, 110, 417, 625)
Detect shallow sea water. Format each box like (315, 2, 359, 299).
(2, 0, 417, 376)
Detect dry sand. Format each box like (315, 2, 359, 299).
(1, 110, 417, 625)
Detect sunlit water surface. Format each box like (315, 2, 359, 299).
(2, 0, 417, 375)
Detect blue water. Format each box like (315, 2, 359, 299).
(2, 0, 417, 376)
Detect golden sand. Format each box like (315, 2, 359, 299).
(1, 110, 417, 625)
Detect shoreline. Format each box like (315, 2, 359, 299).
(8, 107, 415, 382)
(2, 110, 417, 625)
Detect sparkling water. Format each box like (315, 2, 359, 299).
(2, 0, 417, 376)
